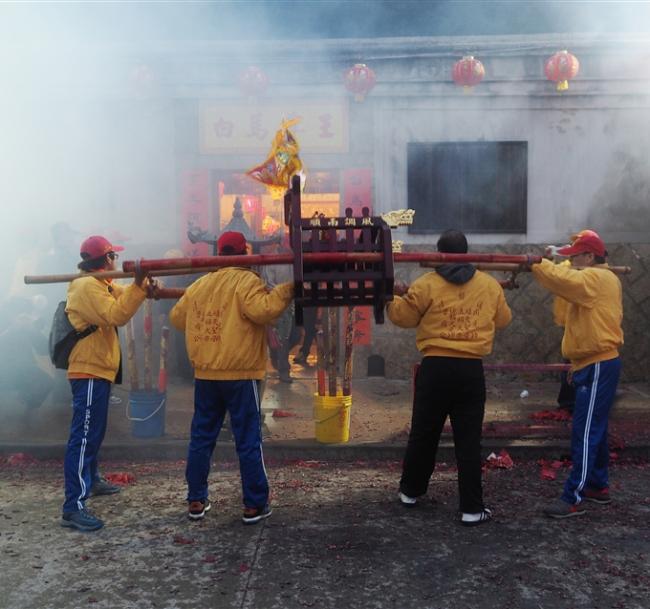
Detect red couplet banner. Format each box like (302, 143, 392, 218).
(180, 170, 210, 256)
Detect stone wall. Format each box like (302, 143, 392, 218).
(354, 243, 650, 382)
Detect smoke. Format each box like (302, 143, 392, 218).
(0, 0, 648, 434)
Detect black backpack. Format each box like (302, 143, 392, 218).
(49, 301, 98, 369)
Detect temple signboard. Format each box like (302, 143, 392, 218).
(199, 101, 349, 154)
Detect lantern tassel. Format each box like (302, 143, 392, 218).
(556, 80, 569, 92)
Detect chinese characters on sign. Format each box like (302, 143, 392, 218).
(200, 102, 349, 153)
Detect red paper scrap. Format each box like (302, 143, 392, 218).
(5, 453, 37, 466)
(530, 410, 572, 422)
(173, 535, 194, 545)
(485, 449, 514, 469)
(540, 468, 557, 481)
(104, 472, 136, 485)
(239, 563, 250, 573)
(272, 409, 296, 418)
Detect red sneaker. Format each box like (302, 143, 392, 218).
(582, 488, 612, 505)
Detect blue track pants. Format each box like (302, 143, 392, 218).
(63, 379, 111, 514)
(186, 379, 268, 509)
(562, 358, 621, 504)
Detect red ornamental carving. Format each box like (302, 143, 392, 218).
(452, 56, 485, 90)
(343, 63, 376, 102)
(544, 50, 579, 92)
(238, 66, 270, 97)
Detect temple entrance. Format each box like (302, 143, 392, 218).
(213, 170, 341, 381)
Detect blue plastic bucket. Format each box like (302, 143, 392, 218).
(128, 391, 166, 438)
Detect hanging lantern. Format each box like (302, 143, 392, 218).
(238, 66, 269, 97)
(452, 56, 485, 91)
(343, 63, 376, 102)
(544, 50, 579, 92)
(129, 63, 156, 96)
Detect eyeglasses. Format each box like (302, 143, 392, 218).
(107, 252, 119, 260)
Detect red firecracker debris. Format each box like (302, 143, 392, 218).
(530, 410, 572, 422)
(538, 458, 570, 481)
(292, 460, 323, 468)
(173, 535, 194, 545)
(540, 467, 557, 481)
(5, 453, 37, 466)
(239, 563, 250, 573)
(202, 554, 217, 563)
(485, 449, 514, 469)
(104, 472, 136, 485)
(272, 409, 296, 418)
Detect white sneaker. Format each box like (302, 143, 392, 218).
(109, 396, 122, 405)
(460, 508, 492, 527)
(398, 492, 417, 507)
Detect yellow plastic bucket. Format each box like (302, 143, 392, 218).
(313, 393, 352, 444)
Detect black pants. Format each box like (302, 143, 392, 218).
(557, 364, 575, 411)
(400, 356, 486, 513)
(298, 307, 318, 358)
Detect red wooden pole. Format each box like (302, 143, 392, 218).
(122, 252, 544, 274)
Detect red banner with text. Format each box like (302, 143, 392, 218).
(180, 170, 210, 257)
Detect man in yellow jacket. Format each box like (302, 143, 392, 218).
(532, 229, 623, 519)
(387, 229, 512, 526)
(62, 235, 148, 532)
(170, 231, 294, 525)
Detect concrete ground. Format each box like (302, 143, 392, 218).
(1, 358, 650, 460)
(1, 458, 649, 609)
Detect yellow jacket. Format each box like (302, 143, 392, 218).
(387, 269, 512, 358)
(532, 258, 623, 370)
(66, 277, 147, 382)
(552, 260, 572, 327)
(169, 267, 294, 380)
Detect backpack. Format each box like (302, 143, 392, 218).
(48, 301, 98, 369)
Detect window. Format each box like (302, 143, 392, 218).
(407, 141, 527, 234)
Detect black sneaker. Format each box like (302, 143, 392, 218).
(460, 508, 492, 527)
(188, 499, 212, 521)
(61, 508, 104, 532)
(242, 505, 272, 525)
(90, 477, 121, 497)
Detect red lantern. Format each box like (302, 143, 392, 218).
(344, 63, 376, 102)
(238, 66, 269, 97)
(130, 64, 156, 96)
(452, 56, 485, 90)
(544, 50, 579, 92)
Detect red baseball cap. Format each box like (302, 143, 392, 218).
(217, 231, 247, 255)
(80, 235, 125, 259)
(557, 229, 606, 257)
